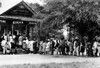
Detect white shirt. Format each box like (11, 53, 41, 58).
(1, 40, 7, 47)
(46, 42, 51, 49)
(93, 41, 98, 48)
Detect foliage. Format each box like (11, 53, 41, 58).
(29, 3, 44, 13)
(32, 0, 100, 41)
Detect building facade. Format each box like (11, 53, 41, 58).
(0, 1, 40, 40)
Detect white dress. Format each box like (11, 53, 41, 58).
(46, 42, 51, 52)
(28, 41, 35, 51)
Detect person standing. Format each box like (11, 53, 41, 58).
(73, 37, 80, 56)
(60, 39, 66, 55)
(97, 40, 100, 56)
(18, 34, 23, 48)
(1, 38, 7, 54)
(45, 39, 51, 54)
(50, 38, 55, 55)
(1, 34, 10, 54)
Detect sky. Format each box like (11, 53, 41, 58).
(0, 0, 45, 6)
(0, 0, 45, 14)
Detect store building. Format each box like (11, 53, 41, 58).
(0, 1, 40, 39)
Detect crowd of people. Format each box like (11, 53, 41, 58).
(0, 33, 100, 57)
(39, 36, 100, 57)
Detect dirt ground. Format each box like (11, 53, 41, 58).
(0, 54, 100, 68)
(0, 62, 100, 68)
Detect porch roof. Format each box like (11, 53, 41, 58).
(0, 15, 41, 22)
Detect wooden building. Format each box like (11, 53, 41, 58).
(0, 1, 40, 39)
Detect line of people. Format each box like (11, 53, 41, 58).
(39, 37, 100, 57)
(0, 33, 100, 57)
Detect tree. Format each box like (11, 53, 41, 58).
(29, 3, 44, 13)
(34, 0, 100, 41)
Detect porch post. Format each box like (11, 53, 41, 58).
(12, 24, 14, 35)
(26, 24, 28, 36)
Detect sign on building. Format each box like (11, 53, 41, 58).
(13, 21, 23, 24)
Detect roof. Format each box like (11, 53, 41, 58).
(0, 1, 37, 15)
(0, 1, 41, 22)
(0, 15, 41, 22)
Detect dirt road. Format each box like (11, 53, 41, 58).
(0, 54, 100, 66)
